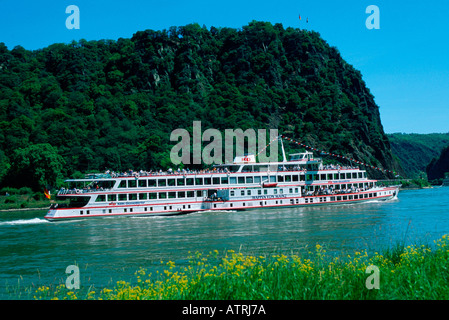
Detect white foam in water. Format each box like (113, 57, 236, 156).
(0, 218, 49, 226)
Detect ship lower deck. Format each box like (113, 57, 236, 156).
(44, 186, 399, 221)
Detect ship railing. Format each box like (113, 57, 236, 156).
(58, 188, 111, 195)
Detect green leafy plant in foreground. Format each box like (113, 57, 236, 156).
(28, 235, 449, 300)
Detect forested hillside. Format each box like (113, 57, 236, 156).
(387, 133, 449, 179)
(0, 21, 400, 190)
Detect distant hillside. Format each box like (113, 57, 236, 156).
(426, 145, 449, 181)
(0, 21, 400, 190)
(387, 133, 449, 178)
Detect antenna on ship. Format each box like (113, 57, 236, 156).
(280, 136, 287, 163)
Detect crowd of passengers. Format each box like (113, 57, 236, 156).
(102, 164, 361, 178)
(305, 185, 372, 196)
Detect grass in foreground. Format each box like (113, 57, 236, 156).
(27, 235, 449, 300)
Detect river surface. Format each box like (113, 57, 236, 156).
(1, 187, 448, 298)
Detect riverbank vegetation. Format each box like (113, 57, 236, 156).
(15, 235, 449, 300)
(0, 187, 50, 211)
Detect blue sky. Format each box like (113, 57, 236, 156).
(1, 0, 448, 134)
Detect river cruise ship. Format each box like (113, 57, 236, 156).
(45, 151, 399, 221)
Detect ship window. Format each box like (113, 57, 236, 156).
(129, 193, 137, 200)
(334, 173, 339, 180)
(204, 178, 211, 185)
(352, 173, 357, 179)
(95, 195, 106, 202)
(278, 175, 284, 182)
(148, 179, 156, 187)
(168, 179, 175, 186)
(139, 193, 147, 200)
(149, 193, 157, 200)
(128, 180, 137, 188)
(289, 188, 293, 193)
(241, 190, 245, 196)
(264, 189, 268, 195)
(213, 177, 220, 184)
(247, 190, 251, 195)
(246, 176, 253, 183)
(196, 190, 202, 197)
(187, 191, 194, 198)
(221, 177, 228, 184)
(285, 175, 292, 182)
(119, 180, 127, 188)
(274, 189, 278, 194)
(327, 174, 333, 180)
(195, 178, 203, 185)
(295, 188, 299, 193)
(177, 178, 185, 186)
(320, 174, 326, 180)
(238, 177, 245, 184)
(254, 176, 261, 183)
(230, 191, 235, 196)
(168, 192, 176, 199)
(186, 178, 194, 185)
(280, 189, 284, 194)
(230, 177, 236, 184)
(270, 176, 276, 183)
(118, 194, 127, 201)
(158, 179, 166, 187)
(292, 175, 298, 182)
(340, 173, 345, 180)
(178, 191, 185, 198)
(300, 175, 305, 181)
(138, 180, 147, 188)
(258, 190, 262, 195)
(159, 192, 167, 199)
(107, 194, 117, 202)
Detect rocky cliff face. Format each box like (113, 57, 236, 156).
(0, 21, 400, 188)
(426, 146, 449, 180)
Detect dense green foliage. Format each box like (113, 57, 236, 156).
(387, 133, 449, 179)
(1, 21, 399, 190)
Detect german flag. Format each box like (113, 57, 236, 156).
(44, 188, 51, 199)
